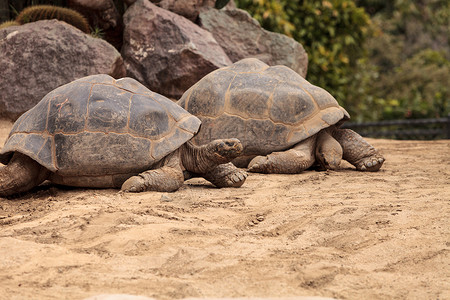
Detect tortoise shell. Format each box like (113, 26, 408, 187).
(0, 74, 200, 186)
(178, 58, 349, 156)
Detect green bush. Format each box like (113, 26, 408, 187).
(372, 50, 449, 119)
(363, 0, 450, 120)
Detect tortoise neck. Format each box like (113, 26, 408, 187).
(181, 141, 217, 175)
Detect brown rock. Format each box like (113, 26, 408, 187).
(122, 0, 231, 99)
(0, 20, 126, 120)
(199, 8, 308, 77)
(124, 0, 138, 6)
(150, 0, 236, 22)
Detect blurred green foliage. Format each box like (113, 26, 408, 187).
(360, 0, 450, 120)
(236, 0, 450, 121)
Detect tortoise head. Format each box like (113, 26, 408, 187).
(209, 138, 244, 163)
(315, 129, 343, 170)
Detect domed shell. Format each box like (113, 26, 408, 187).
(0, 74, 201, 179)
(178, 58, 349, 155)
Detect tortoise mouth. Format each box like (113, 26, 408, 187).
(213, 138, 243, 162)
(215, 148, 242, 160)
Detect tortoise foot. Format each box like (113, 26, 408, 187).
(121, 176, 146, 192)
(223, 168, 248, 188)
(203, 162, 248, 188)
(248, 155, 272, 173)
(356, 155, 385, 172)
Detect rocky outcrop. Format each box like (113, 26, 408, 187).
(150, 0, 236, 22)
(0, 20, 126, 120)
(0, 1, 309, 120)
(122, 0, 231, 99)
(68, 0, 123, 49)
(199, 8, 308, 78)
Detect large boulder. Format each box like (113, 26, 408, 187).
(122, 0, 231, 99)
(199, 8, 308, 78)
(150, 0, 236, 22)
(0, 20, 126, 120)
(68, 0, 123, 49)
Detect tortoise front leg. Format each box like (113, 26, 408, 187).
(332, 128, 385, 171)
(248, 135, 317, 173)
(0, 152, 50, 197)
(202, 162, 248, 188)
(121, 151, 184, 193)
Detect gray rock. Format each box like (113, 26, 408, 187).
(122, 0, 231, 99)
(199, 8, 308, 77)
(0, 20, 126, 120)
(160, 194, 173, 202)
(150, 0, 236, 22)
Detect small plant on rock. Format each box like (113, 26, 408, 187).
(0, 20, 20, 29)
(15, 5, 89, 33)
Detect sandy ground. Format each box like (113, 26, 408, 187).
(0, 119, 448, 300)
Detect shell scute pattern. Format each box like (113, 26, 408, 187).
(270, 81, 317, 124)
(185, 69, 235, 118)
(178, 58, 349, 155)
(227, 72, 277, 120)
(128, 93, 170, 138)
(0, 75, 200, 176)
(86, 84, 130, 134)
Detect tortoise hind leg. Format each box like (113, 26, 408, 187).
(332, 128, 385, 171)
(0, 152, 50, 197)
(121, 150, 184, 193)
(202, 162, 248, 188)
(248, 135, 317, 173)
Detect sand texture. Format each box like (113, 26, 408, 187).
(0, 119, 449, 300)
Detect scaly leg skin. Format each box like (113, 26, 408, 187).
(315, 129, 343, 170)
(333, 128, 385, 171)
(248, 135, 317, 174)
(0, 152, 50, 197)
(203, 162, 248, 188)
(121, 151, 184, 193)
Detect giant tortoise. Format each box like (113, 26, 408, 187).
(0, 74, 247, 196)
(178, 58, 385, 173)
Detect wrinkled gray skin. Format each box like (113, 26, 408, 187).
(0, 75, 247, 197)
(179, 58, 385, 173)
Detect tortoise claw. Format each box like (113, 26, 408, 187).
(227, 169, 248, 187)
(357, 155, 385, 172)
